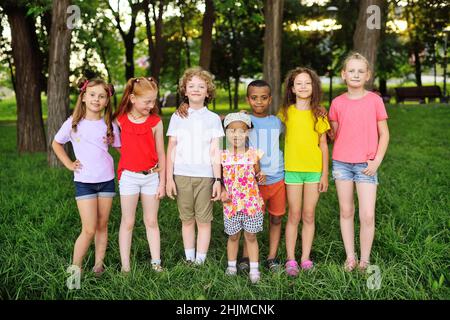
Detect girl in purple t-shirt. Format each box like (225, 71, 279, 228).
(52, 78, 121, 276)
(329, 52, 390, 272)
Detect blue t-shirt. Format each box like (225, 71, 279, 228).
(249, 115, 284, 185)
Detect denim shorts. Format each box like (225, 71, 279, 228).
(74, 179, 116, 200)
(332, 160, 378, 184)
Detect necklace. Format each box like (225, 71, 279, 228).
(129, 112, 144, 120)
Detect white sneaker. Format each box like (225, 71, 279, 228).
(225, 266, 237, 276)
(249, 271, 260, 284)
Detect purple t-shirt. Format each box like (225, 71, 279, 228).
(54, 116, 121, 183)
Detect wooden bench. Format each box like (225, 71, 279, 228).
(395, 85, 445, 104)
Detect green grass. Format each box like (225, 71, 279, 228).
(0, 104, 449, 300)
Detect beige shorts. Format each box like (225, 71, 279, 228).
(174, 175, 214, 223)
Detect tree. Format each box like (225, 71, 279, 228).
(199, 0, 214, 70)
(107, 0, 144, 80)
(353, 0, 385, 89)
(143, 0, 167, 81)
(47, 0, 72, 167)
(263, 0, 284, 114)
(2, 0, 46, 153)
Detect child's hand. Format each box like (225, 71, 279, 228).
(319, 174, 328, 193)
(156, 184, 166, 199)
(211, 181, 221, 201)
(175, 102, 189, 118)
(220, 189, 231, 203)
(256, 171, 266, 185)
(166, 179, 177, 199)
(316, 106, 328, 118)
(70, 160, 82, 172)
(363, 159, 381, 176)
(103, 135, 114, 145)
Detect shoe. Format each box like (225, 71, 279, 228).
(249, 271, 260, 284)
(285, 260, 299, 277)
(344, 257, 358, 272)
(358, 260, 370, 272)
(151, 263, 164, 272)
(92, 265, 105, 277)
(237, 257, 250, 274)
(300, 259, 314, 271)
(225, 266, 237, 276)
(266, 258, 281, 272)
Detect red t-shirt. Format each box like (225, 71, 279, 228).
(117, 113, 160, 180)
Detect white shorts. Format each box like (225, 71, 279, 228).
(119, 170, 159, 196)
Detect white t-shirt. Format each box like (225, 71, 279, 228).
(167, 107, 225, 178)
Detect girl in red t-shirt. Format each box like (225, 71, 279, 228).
(113, 77, 166, 273)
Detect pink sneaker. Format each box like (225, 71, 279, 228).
(285, 260, 299, 277)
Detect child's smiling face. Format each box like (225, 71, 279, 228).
(130, 91, 158, 116)
(292, 72, 313, 100)
(82, 84, 108, 115)
(246, 86, 272, 117)
(185, 75, 208, 105)
(226, 121, 249, 149)
(341, 59, 370, 89)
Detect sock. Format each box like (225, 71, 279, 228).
(195, 252, 207, 264)
(185, 248, 195, 261)
(249, 262, 259, 274)
(151, 259, 161, 265)
(228, 260, 237, 268)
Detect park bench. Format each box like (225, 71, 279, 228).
(394, 85, 446, 104)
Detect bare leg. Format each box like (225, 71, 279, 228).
(141, 194, 161, 261)
(335, 180, 356, 261)
(285, 184, 303, 261)
(356, 183, 377, 266)
(119, 194, 139, 272)
(73, 198, 98, 268)
(300, 183, 320, 262)
(94, 197, 113, 270)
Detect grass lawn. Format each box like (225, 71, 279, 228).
(0, 103, 449, 300)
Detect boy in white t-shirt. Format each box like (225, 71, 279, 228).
(166, 67, 224, 265)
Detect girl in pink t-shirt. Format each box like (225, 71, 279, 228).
(52, 78, 121, 276)
(328, 52, 390, 272)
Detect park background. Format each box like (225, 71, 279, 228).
(0, 0, 449, 300)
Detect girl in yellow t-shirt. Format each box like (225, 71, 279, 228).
(277, 67, 330, 276)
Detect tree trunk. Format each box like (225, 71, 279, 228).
(199, 0, 214, 70)
(233, 75, 240, 110)
(47, 0, 72, 167)
(5, 4, 46, 153)
(144, 0, 165, 82)
(226, 77, 232, 110)
(413, 45, 422, 86)
(379, 78, 387, 97)
(353, 0, 384, 89)
(263, 0, 284, 114)
(124, 36, 135, 80)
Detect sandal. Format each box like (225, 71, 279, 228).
(285, 259, 299, 277)
(92, 264, 105, 277)
(151, 263, 164, 273)
(358, 260, 370, 272)
(300, 259, 314, 271)
(266, 258, 282, 272)
(344, 257, 357, 272)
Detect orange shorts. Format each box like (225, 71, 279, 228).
(259, 179, 286, 216)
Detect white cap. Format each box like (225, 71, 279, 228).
(223, 112, 252, 128)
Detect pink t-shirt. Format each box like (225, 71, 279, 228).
(54, 116, 121, 183)
(328, 92, 388, 163)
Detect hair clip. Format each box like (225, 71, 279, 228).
(80, 80, 89, 92)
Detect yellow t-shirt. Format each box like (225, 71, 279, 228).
(277, 105, 330, 172)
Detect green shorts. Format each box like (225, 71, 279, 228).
(285, 171, 321, 185)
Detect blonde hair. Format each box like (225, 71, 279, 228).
(341, 52, 371, 73)
(72, 78, 115, 141)
(178, 67, 216, 104)
(114, 77, 159, 119)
